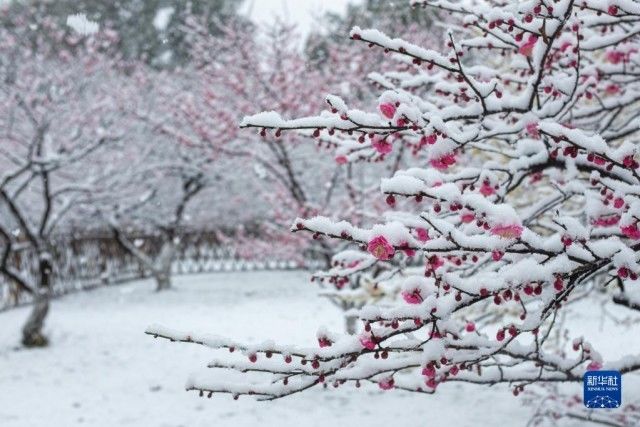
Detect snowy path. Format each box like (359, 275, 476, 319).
(0, 271, 633, 426)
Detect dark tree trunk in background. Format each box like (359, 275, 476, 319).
(345, 313, 358, 335)
(154, 272, 172, 292)
(22, 255, 52, 347)
(153, 241, 174, 292)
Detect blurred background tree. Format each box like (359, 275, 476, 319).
(2, 0, 247, 67)
(330, 0, 433, 30)
(306, 0, 438, 78)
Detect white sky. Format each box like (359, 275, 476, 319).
(240, 0, 361, 37)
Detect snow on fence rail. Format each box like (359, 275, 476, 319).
(0, 231, 309, 310)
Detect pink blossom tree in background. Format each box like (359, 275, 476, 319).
(87, 132, 211, 292)
(0, 10, 129, 346)
(89, 21, 339, 293)
(148, 0, 640, 425)
(173, 19, 369, 265)
(163, 18, 413, 332)
(183, 15, 447, 333)
(85, 67, 218, 293)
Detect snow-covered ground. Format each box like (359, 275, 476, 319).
(0, 272, 636, 426)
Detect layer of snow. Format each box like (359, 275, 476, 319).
(153, 7, 175, 31)
(0, 271, 637, 426)
(66, 14, 99, 35)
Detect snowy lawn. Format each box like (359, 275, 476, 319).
(0, 271, 636, 426)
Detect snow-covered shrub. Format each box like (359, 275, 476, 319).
(149, 1, 640, 424)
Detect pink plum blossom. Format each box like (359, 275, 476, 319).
(605, 84, 621, 95)
(479, 182, 496, 196)
(606, 50, 626, 64)
(379, 102, 396, 119)
(518, 35, 538, 57)
(368, 236, 395, 260)
(461, 212, 475, 223)
(427, 255, 445, 270)
(318, 337, 332, 348)
(525, 122, 540, 139)
(400, 242, 416, 257)
(586, 361, 602, 371)
(430, 153, 456, 170)
(623, 154, 638, 168)
(422, 365, 436, 378)
(372, 137, 393, 154)
(335, 155, 348, 165)
(491, 224, 524, 239)
(359, 334, 376, 350)
(416, 228, 430, 242)
(592, 215, 620, 227)
(402, 290, 422, 304)
(378, 376, 395, 390)
(621, 224, 640, 240)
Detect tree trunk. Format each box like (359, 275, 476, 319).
(22, 296, 49, 347)
(154, 272, 172, 292)
(153, 241, 174, 292)
(22, 254, 52, 347)
(345, 313, 359, 335)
